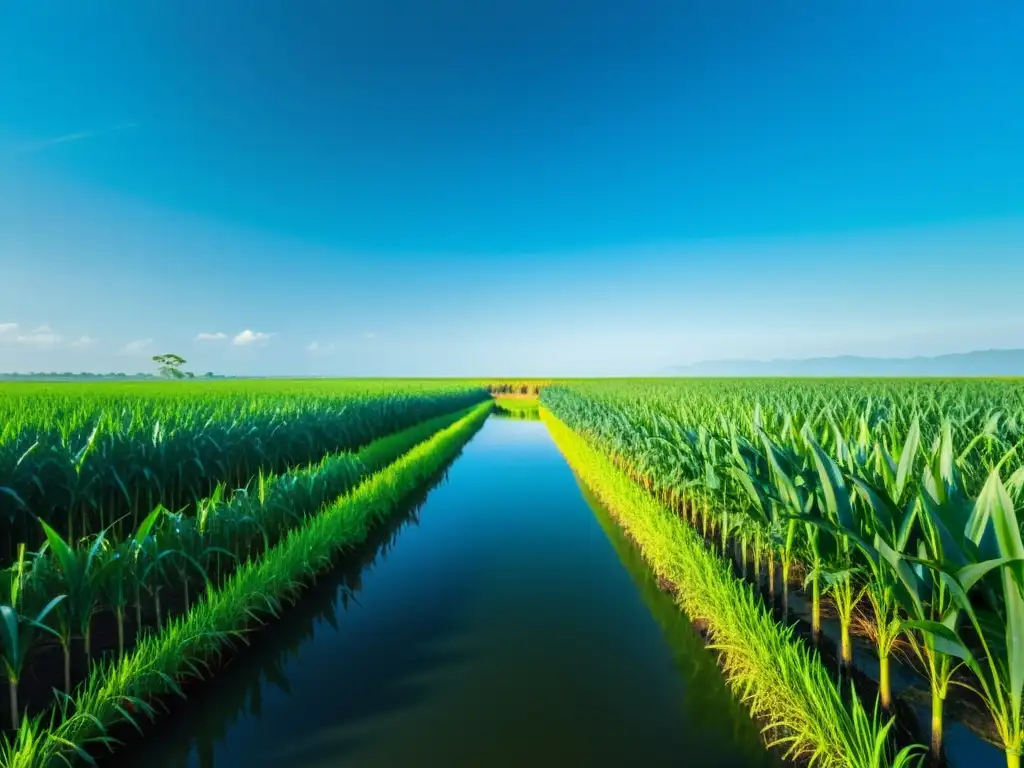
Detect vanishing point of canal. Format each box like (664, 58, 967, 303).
(111, 413, 778, 768)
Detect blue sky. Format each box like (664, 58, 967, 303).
(1, 0, 1022, 376)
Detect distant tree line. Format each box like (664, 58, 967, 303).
(0, 371, 220, 379)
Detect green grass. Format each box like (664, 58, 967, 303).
(494, 395, 539, 406)
(0, 401, 492, 767)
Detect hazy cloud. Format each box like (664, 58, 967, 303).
(0, 322, 17, 334)
(195, 331, 228, 341)
(307, 341, 336, 354)
(16, 325, 61, 348)
(363, 331, 376, 340)
(233, 329, 274, 346)
(123, 338, 153, 354)
(70, 335, 99, 348)
(15, 122, 140, 155)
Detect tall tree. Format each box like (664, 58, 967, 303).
(152, 354, 188, 379)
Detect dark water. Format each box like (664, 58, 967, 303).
(113, 417, 776, 768)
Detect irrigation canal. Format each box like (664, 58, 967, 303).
(111, 413, 778, 768)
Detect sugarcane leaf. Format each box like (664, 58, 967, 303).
(939, 421, 956, 494)
(902, 619, 977, 667)
(876, 442, 897, 486)
(40, 519, 76, 572)
(86, 530, 106, 571)
(110, 468, 130, 505)
(0, 604, 19, 660)
(895, 498, 919, 551)
(1007, 465, 1024, 503)
(957, 557, 1024, 593)
(15, 441, 39, 467)
(918, 490, 970, 569)
(895, 415, 921, 502)
(0, 485, 29, 512)
(980, 470, 1024, 589)
(876, 537, 924, 616)
(851, 477, 895, 538)
(73, 421, 102, 472)
(1004, 566, 1024, 721)
(805, 430, 854, 529)
(29, 595, 67, 639)
(133, 506, 165, 548)
(728, 467, 766, 517)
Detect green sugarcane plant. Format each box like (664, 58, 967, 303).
(756, 424, 809, 622)
(160, 512, 220, 612)
(0, 545, 65, 731)
(909, 470, 1024, 768)
(889, 422, 975, 761)
(851, 414, 921, 710)
(726, 434, 781, 597)
(539, 379, 1024, 765)
(36, 522, 107, 693)
(97, 507, 164, 657)
(1, 384, 489, 560)
(844, 477, 919, 713)
(800, 426, 864, 673)
(62, 421, 102, 544)
(802, 414, 922, 708)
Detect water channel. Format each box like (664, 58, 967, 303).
(111, 413, 777, 768)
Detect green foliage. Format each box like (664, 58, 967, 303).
(541, 378, 1024, 765)
(0, 401, 490, 766)
(151, 354, 188, 380)
(0, 398, 489, 757)
(0, 381, 490, 560)
(543, 409, 924, 768)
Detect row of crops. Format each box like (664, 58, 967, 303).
(0, 380, 492, 764)
(541, 379, 1024, 768)
(0, 380, 488, 560)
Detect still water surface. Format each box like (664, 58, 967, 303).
(113, 416, 776, 768)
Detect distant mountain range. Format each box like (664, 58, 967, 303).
(668, 349, 1024, 377)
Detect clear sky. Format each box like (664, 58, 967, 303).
(1, 0, 1022, 376)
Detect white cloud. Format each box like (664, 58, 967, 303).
(233, 329, 274, 346)
(0, 323, 17, 346)
(70, 335, 99, 348)
(195, 332, 228, 341)
(16, 325, 61, 348)
(123, 338, 153, 354)
(307, 341, 336, 354)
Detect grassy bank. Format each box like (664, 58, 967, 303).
(0, 401, 492, 767)
(493, 395, 540, 418)
(541, 408, 922, 768)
